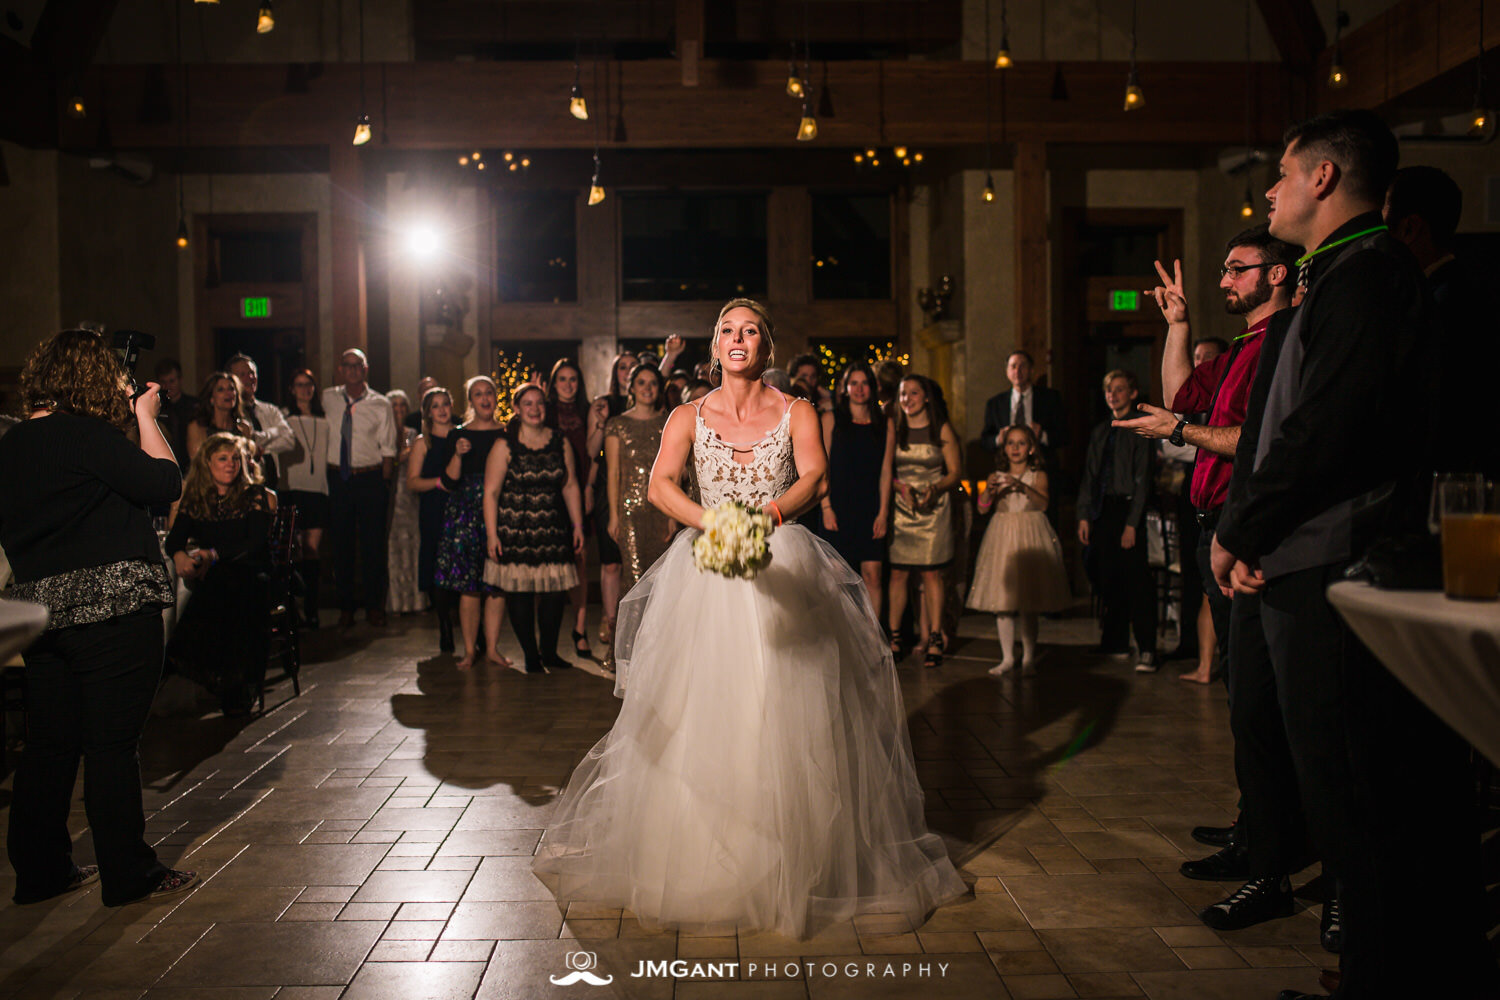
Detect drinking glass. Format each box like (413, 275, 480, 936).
(1438, 481, 1500, 600)
(1429, 472, 1485, 534)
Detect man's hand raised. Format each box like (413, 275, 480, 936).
(1150, 258, 1188, 325)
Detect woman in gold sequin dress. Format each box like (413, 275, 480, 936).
(604, 364, 676, 595)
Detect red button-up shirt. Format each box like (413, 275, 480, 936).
(1171, 316, 1269, 512)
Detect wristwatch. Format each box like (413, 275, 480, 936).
(1169, 417, 1188, 448)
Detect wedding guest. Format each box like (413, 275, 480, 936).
(968, 425, 1070, 675)
(405, 376, 437, 432)
(436, 376, 510, 669)
(225, 353, 294, 487)
(484, 383, 585, 674)
(165, 434, 276, 716)
(586, 352, 637, 657)
(657, 334, 691, 377)
(1385, 165, 1496, 477)
(873, 359, 904, 418)
(789, 353, 833, 411)
(684, 378, 713, 403)
(386, 390, 426, 614)
(1077, 370, 1157, 671)
(152, 358, 197, 466)
(280, 368, 330, 629)
(1, 328, 196, 907)
(819, 362, 894, 612)
(1213, 110, 1498, 998)
(406, 386, 457, 653)
(981, 350, 1065, 474)
(887, 374, 961, 669)
(546, 359, 594, 660)
(186, 372, 252, 461)
(605, 364, 675, 598)
(322, 349, 397, 628)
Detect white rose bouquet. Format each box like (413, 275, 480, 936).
(693, 500, 775, 579)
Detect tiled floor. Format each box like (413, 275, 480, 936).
(0, 611, 1334, 999)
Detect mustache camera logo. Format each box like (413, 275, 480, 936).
(550, 950, 614, 986)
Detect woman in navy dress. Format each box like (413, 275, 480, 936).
(818, 362, 895, 615)
(406, 386, 457, 652)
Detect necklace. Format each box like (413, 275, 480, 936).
(1294, 225, 1387, 267)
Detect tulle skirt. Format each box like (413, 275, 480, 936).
(966, 510, 1072, 614)
(533, 524, 967, 938)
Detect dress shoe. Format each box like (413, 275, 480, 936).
(1191, 822, 1237, 847)
(1319, 893, 1342, 953)
(337, 610, 356, 630)
(1179, 840, 1250, 881)
(1198, 875, 1295, 930)
(366, 610, 387, 628)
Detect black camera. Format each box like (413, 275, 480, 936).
(111, 330, 156, 397)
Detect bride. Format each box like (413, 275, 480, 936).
(532, 298, 967, 938)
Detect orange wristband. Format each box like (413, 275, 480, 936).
(768, 501, 783, 525)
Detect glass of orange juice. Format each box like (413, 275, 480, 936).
(1438, 481, 1500, 600)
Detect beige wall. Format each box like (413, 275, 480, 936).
(0, 142, 61, 369)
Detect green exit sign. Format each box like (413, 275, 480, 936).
(1110, 290, 1139, 312)
(241, 297, 271, 319)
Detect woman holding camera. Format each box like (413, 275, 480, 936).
(0, 329, 197, 906)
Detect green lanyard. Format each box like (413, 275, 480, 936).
(1294, 225, 1388, 267)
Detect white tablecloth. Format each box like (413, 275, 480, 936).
(0, 599, 49, 663)
(1327, 581, 1500, 765)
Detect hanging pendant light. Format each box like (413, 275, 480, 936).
(1328, 57, 1347, 88)
(994, 0, 1012, 68)
(1123, 0, 1144, 110)
(1328, 5, 1350, 89)
(570, 58, 589, 120)
(352, 112, 372, 145)
(257, 1, 274, 33)
(351, 0, 372, 144)
(67, 95, 86, 118)
(176, 217, 190, 248)
(1240, 186, 1255, 218)
(786, 63, 805, 98)
(983, 173, 996, 202)
(1468, 1, 1489, 136)
(796, 105, 818, 141)
(587, 153, 605, 205)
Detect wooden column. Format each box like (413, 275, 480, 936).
(329, 140, 367, 364)
(1014, 141, 1048, 374)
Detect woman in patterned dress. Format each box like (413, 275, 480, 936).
(434, 376, 510, 670)
(483, 384, 585, 674)
(605, 364, 677, 595)
(385, 390, 426, 614)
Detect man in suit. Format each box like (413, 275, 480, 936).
(1384, 165, 1496, 478)
(152, 358, 197, 468)
(981, 350, 1064, 469)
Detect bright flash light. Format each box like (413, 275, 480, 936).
(406, 224, 443, 261)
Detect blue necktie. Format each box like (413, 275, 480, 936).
(339, 393, 354, 481)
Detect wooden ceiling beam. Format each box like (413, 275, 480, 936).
(59, 58, 1295, 153)
(1255, 0, 1327, 68)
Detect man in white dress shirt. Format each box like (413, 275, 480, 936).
(225, 353, 295, 485)
(322, 349, 397, 628)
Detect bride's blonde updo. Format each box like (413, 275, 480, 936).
(712, 298, 777, 371)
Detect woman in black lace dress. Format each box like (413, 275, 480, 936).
(483, 384, 585, 673)
(165, 433, 276, 716)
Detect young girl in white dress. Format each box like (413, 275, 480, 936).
(533, 298, 966, 939)
(967, 424, 1071, 676)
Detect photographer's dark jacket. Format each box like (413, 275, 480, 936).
(0, 411, 181, 627)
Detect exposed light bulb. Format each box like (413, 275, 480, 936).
(786, 71, 805, 99)
(520, 157, 531, 168)
(1123, 68, 1145, 111)
(1328, 60, 1347, 89)
(458, 155, 469, 166)
(588, 183, 606, 206)
(982, 173, 996, 203)
(912, 152, 924, 163)
(476, 161, 486, 171)
(893, 145, 908, 159)
(508, 162, 518, 171)
(796, 115, 818, 141)
(994, 36, 1012, 69)
(1469, 106, 1490, 136)
(502, 151, 512, 162)
(865, 147, 877, 159)
(176, 218, 190, 248)
(67, 96, 86, 118)
(1240, 195, 1255, 218)
(256, 1, 274, 33)
(472, 150, 482, 161)
(569, 85, 589, 120)
(853, 153, 864, 164)
(352, 113, 372, 145)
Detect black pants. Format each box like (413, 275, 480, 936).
(1225, 589, 1308, 878)
(1261, 564, 1496, 994)
(1175, 491, 1203, 653)
(1195, 526, 1231, 667)
(1090, 497, 1156, 654)
(326, 467, 389, 614)
(8, 608, 168, 906)
(507, 590, 566, 668)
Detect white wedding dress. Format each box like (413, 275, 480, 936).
(532, 394, 967, 938)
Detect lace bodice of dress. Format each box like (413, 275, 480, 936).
(692, 399, 798, 508)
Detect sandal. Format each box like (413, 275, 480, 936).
(572, 629, 593, 658)
(887, 627, 907, 661)
(923, 631, 945, 669)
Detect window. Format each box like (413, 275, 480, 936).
(496, 193, 578, 303)
(811, 193, 891, 300)
(214, 230, 302, 283)
(620, 192, 768, 301)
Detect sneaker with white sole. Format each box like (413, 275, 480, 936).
(1134, 652, 1160, 673)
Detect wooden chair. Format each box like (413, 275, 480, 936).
(262, 504, 301, 712)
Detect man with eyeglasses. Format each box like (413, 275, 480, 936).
(1116, 224, 1308, 936)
